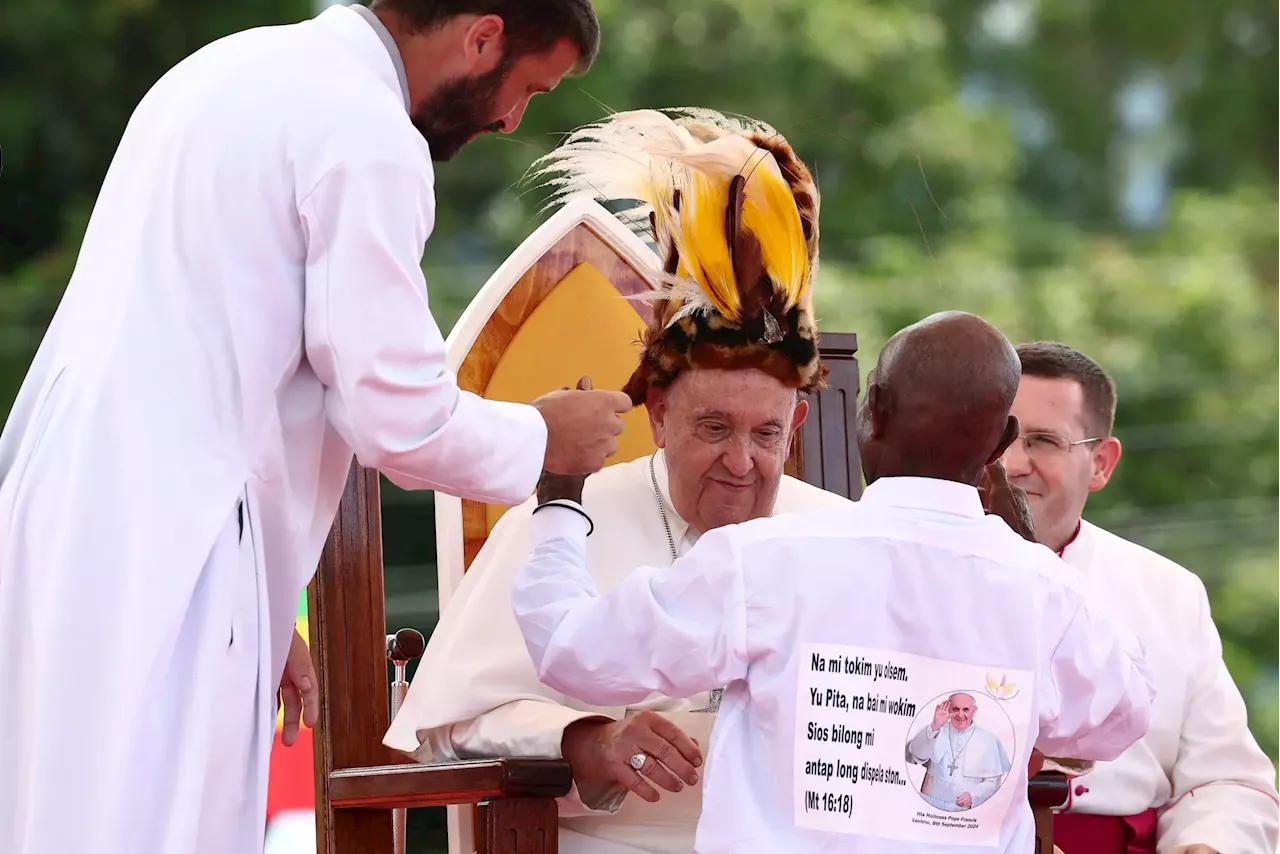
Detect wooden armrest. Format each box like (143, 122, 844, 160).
(329, 758, 573, 810)
(328, 761, 1065, 810)
(330, 761, 1064, 806)
(1028, 771, 1070, 809)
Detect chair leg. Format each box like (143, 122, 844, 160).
(1033, 804, 1055, 854)
(476, 798, 559, 854)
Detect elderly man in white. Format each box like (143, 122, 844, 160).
(1008, 341, 1279, 854)
(907, 693, 1013, 812)
(384, 107, 852, 854)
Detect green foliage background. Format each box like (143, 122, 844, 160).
(1, 0, 1275, 847)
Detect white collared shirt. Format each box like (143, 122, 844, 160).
(512, 476, 1156, 853)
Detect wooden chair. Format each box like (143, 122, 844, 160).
(306, 197, 1067, 853)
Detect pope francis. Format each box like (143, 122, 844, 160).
(905, 693, 1013, 811)
(384, 108, 854, 854)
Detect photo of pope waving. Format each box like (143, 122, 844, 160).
(906, 693, 1014, 812)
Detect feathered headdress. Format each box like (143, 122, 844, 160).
(527, 107, 826, 404)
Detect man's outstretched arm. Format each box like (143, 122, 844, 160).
(299, 161, 629, 501)
(511, 501, 750, 706)
(300, 158, 545, 502)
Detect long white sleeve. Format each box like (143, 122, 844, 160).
(1155, 581, 1279, 853)
(299, 159, 545, 504)
(1036, 597, 1156, 761)
(905, 725, 941, 765)
(511, 504, 750, 706)
(443, 703, 625, 816)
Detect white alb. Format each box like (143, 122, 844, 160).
(0, 7, 545, 853)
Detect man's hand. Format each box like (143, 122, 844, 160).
(279, 627, 319, 747)
(536, 377, 599, 502)
(560, 711, 703, 804)
(1168, 847, 1218, 854)
(979, 460, 1037, 543)
(931, 699, 950, 731)
(956, 791, 972, 809)
(533, 375, 631, 476)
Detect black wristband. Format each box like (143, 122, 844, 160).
(532, 499, 594, 536)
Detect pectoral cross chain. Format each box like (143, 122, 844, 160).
(651, 452, 727, 714)
(946, 728, 971, 775)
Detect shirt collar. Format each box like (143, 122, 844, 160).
(860, 476, 985, 518)
(1055, 520, 1083, 557)
(349, 3, 411, 112)
(1057, 519, 1096, 571)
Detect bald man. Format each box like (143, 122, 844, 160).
(507, 311, 1155, 852)
(906, 692, 1013, 811)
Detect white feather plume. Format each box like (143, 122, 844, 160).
(615, 280, 720, 331)
(663, 106, 781, 141)
(523, 107, 806, 327)
(525, 108, 779, 208)
(526, 110, 692, 212)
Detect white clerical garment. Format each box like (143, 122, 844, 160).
(1054, 520, 1279, 851)
(385, 451, 853, 854)
(511, 477, 1156, 854)
(906, 721, 1011, 811)
(0, 6, 545, 854)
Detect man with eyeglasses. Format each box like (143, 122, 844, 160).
(1005, 341, 1278, 854)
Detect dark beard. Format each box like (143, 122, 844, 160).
(411, 60, 511, 161)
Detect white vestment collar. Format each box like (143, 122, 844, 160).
(314, 5, 408, 110)
(347, 3, 411, 111)
(1058, 518, 1100, 574)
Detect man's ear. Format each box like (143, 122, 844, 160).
(645, 386, 668, 448)
(790, 398, 809, 434)
(866, 383, 892, 439)
(987, 415, 1020, 465)
(784, 398, 809, 455)
(462, 14, 506, 73)
(1088, 436, 1122, 493)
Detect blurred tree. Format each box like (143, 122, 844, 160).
(0, 0, 311, 269)
(0, 0, 312, 393)
(0, 5, 1275, 845)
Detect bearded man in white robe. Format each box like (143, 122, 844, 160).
(0, 3, 635, 854)
(1007, 342, 1279, 854)
(385, 108, 854, 854)
(907, 693, 1013, 812)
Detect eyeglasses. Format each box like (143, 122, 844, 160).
(1013, 432, 1102, 462)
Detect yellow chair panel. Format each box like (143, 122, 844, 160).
(482, 262, 658, 533)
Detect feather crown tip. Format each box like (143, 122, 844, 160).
(529, 107, 826, 400)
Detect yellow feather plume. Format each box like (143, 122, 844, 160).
(526, 108, 816, 330)
(740, 161, 810, 311)
(671, 170, 738, 318)
(643, 134, 809, 323)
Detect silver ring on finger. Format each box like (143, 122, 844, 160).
(629, 752, 648, 771)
